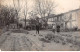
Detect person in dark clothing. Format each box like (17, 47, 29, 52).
(36, 24, 40, 34)
(57, 25, 60, 33)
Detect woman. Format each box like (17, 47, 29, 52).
(52, 25, 55, 33)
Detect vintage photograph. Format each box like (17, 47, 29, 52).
(0, 0, 80, 51)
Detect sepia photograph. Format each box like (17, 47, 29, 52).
(0, 0, 80, 51)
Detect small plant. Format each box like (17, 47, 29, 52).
(45, 33, 53, 40)
(40, 38, 50, 43)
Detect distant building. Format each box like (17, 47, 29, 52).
(47, 8, 80, 30)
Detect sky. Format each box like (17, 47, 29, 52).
(0, 0, 80, 14)
(54, 0, 80, 14)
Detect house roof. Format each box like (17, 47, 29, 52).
(61, 8, 80, 15)
(46, 8, 80, 19)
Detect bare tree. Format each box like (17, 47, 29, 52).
(23, 0, 28, 29)
(35, 0, 56, 18)
(45, 0, 57, 17)
(62, 13, 72, 30)
(34, 0, 56, 28)
(28, 11, 37, 19)
(13, 0, 21, 28)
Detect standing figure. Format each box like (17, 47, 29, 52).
(52, 25, 55, 33)
(36, 24, 40, 34)
(57, 25, 60, 33)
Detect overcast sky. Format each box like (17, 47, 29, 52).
(55, 0, 80, 14)
(1, 0, 80, 14)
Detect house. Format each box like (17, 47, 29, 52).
(47, 8, 80, 30)
(47, 14, 64, 29)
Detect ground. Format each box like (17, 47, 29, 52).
(0, 30, 80, 51)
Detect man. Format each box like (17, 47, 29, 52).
(57, 25, 60, 33)
(52, 25, 55, 33)
(36, 24, 40, 34)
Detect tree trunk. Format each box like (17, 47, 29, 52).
(65, 22, 67, 30)
(70, 21, 72, 29)
(25, 16, 26, 29)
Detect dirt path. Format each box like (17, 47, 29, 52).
(0, 32, 42, 51)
